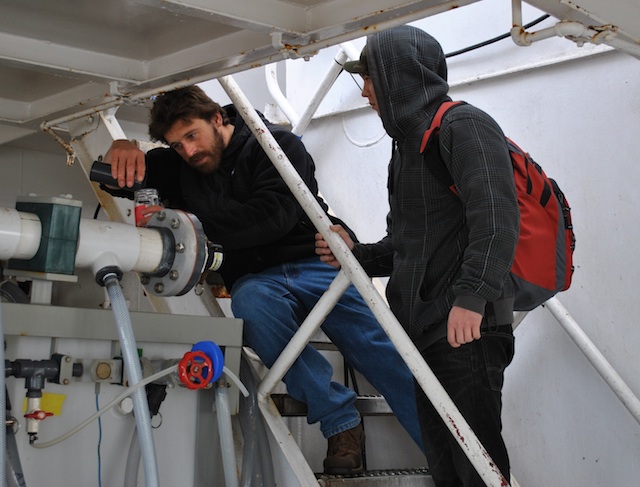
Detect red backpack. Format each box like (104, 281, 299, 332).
(420, 101, 575, 311)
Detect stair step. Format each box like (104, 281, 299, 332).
(272, 393, 393, 416)
(317, 468, 435, 486)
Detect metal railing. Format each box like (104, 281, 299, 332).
(219, 74, 509, 487)
(514, 300, 640, 427)
(541, 298, 640, 425)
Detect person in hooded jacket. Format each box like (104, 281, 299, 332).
(316, 25, 520, 485)
(100, 85, 424, 475)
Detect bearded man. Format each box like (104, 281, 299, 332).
(101, 85, 423, 474)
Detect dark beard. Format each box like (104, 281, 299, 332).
(187, 126, 224, 174)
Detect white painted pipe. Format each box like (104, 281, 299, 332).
(338, 42, 361, 63)
(292, 49, 349, 136)
(0, 208, 164, 276)
(0, 208, 41, 260)
(74, 219, 164, 276)
(603, 35, 640, 58)
(219, 74, 509, 487)
(512, 21, 590, 47)
(257, 269, 351, 397)
(215, 380, 239, 487)
(511, 0, 640, 58)
(265, 63, 300, 127)
(511, 0, 523, 29)
(544, 297, 640, 425)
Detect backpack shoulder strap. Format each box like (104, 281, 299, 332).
(420, 101, 465, 192)
(419, 100, 464, 153)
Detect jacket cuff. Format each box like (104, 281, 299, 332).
(351, 243, 363, 260)
(453, 294, 487, 315)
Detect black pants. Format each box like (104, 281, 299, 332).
(415, 324, 515, 486)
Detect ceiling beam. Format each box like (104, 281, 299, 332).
(138, 0, 310, 34)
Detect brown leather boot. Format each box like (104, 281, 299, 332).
(323, 423, 365, 474)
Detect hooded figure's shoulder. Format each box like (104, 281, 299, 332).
(439, 101, 505, 136)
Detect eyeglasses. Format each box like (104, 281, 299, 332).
(336, 60, 363, 91)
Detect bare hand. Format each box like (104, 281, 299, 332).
(104, 139, 146, 188)
(315, 224, 354, 269)
(447, 306, 483, 348)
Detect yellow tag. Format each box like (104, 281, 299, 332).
(22, 392, 66, 416)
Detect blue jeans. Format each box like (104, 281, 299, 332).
(231, 257, 423, 449)
(415, 324, 514, 486)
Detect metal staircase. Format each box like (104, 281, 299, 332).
(317, 469, 435, 486)
(241, 342, 433, 486)
(272, 393, 395, 417)
(273, 391, 435, 486)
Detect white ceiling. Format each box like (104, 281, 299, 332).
(0, 0, 638, 146)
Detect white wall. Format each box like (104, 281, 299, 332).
(0, 145, 99, 212)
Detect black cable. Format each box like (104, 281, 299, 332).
(446, 14, 551, 58)
(93, 203, 102, 219)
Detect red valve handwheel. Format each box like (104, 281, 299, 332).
(178, 350, 214, 390)
(24, 410, 53, 420)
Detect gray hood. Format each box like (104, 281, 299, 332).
(367, 25, 450, 140)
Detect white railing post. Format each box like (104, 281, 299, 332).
(257, 270, 351, 397)
(256, 270, 352, 486)
(544, 297, 640, 425)
(291, 49, 349, 136)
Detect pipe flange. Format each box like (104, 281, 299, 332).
(141, 209, 208, 296)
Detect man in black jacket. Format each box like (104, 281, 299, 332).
(316, 26, 520, 485)
(103, 85, 423, 474)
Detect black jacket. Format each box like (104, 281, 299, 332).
(352, 26, 520, 347)
(108, 105, 354, 290)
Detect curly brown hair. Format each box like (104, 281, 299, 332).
(148, 85, 229, 143)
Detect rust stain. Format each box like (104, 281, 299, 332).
(446, 413, 510, 485)
(282, 43, 303, 55)
(446, 413, 466, 444)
